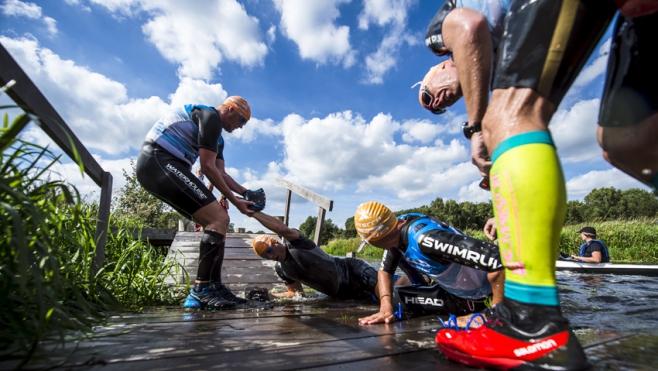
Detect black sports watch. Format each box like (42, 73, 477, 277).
(462, 122, 482, 139)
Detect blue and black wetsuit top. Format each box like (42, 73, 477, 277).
(380, 213, 501, 300)
(579, 239, 610, 263)
(144, 104, 225, 166)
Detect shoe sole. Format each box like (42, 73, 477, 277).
(438, 343, 591, 371)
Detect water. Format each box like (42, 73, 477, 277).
(557, 271, 658, 336)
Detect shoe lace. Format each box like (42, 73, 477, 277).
(438, 312, 487, 331)
(216, 284, 240, 300)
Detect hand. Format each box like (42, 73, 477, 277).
(358, 310, 396, 325)
(235, 198, 255, 216)
(470, 132, 491, 177)
(242, 188, 266, 211)
(484, 217, 497, 241)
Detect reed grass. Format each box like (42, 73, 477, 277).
(1, 107, 185, 367)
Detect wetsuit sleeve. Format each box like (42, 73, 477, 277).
(288, 232, 316, 251)
(416, 228, 503, 272)
(379, 248, 402, 275)
(216, 136, 224, 160)
(425, 0, 456, 57)
(275, 262, 295, 285)
(190, 107, 223, 153)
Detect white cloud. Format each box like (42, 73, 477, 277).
(1, 0, 41, 18)
(268, 110, 475, 202)
(566, 168, 651, 200)
(2, 36, 196, 155)
(273, 0, 356, 67)
(550, 98, 602, 163)
(457, 179, 491, 204)
(1, 0, 58, 34)
(266, 25, 277, 45)
(89, 0, 268, 79)
(400, 119, 445, 144)
(49, 155, 135, 200)
(168, 77, 227, 108)
(359, 0, 417, 84)
(573, 38, 610, 88)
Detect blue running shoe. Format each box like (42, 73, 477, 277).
(182, 294, 202, 308)
(187, 287, 237, 310)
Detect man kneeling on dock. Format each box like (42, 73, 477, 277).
(247, 211, 495, 323)
(354, 202, 504, 327)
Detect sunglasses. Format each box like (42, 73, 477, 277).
(238, 113, 247, 126)
(420, 86, 446, 115)
(261, 245, 273, 258)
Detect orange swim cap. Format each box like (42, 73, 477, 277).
(252, 235, 278, 257)
(354, 201, 398, 242)
(222, 96, 251, 122)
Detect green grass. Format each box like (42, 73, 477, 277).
(1, 107, 185, 367)
(322, 220, 658, 263)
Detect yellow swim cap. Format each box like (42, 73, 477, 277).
(252, 235, 277, 257)
(354, 201, 397, 242)
(222, 96, 251, 122)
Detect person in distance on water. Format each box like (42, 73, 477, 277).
(572, 226, 610, 264)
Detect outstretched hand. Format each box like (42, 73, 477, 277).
(235, 198, 255, 216)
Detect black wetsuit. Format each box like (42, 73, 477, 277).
(274, 232, 380, 300)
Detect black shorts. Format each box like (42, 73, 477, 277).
(493, 0, 617, 104)
(136, 141, 216, 219)
(599, 12, 658, 127)
(334, 258, 378, 300)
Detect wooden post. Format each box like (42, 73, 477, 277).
(93, 171, 112, 272)
(284, 189, 291, 227)
(274, 178, 333, 246)
(314, 207, 327, 246)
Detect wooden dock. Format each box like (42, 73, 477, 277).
(2, 232, 657, 370)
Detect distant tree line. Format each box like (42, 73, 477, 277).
(302, 187, 658, 246)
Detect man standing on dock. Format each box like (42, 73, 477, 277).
(136, 96, 265, 309)
(422, 1, 658, 369)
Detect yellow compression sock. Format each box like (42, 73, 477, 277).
(490, 131, 566, 306)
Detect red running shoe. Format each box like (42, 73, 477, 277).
(435, 298, 590, 370)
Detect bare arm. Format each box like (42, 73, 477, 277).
(572, 251, 602, 263)
(443, 8, 493, 175)
(359, 270, 395, 325)
(251, 212, 300, 242)
(200, 148, 253, 215)
(216, 157, 247, 195)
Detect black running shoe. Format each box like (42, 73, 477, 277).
(435, 298, 590, 370)
(187, 287, 237, 310)
(212, 283, 248, 304)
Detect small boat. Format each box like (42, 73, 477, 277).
(556, 260, 658, 277)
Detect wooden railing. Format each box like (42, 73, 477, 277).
(275, 178, 333, 246)
(0, 43, 113, 271)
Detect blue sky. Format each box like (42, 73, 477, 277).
(1, 0, 650, 232)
